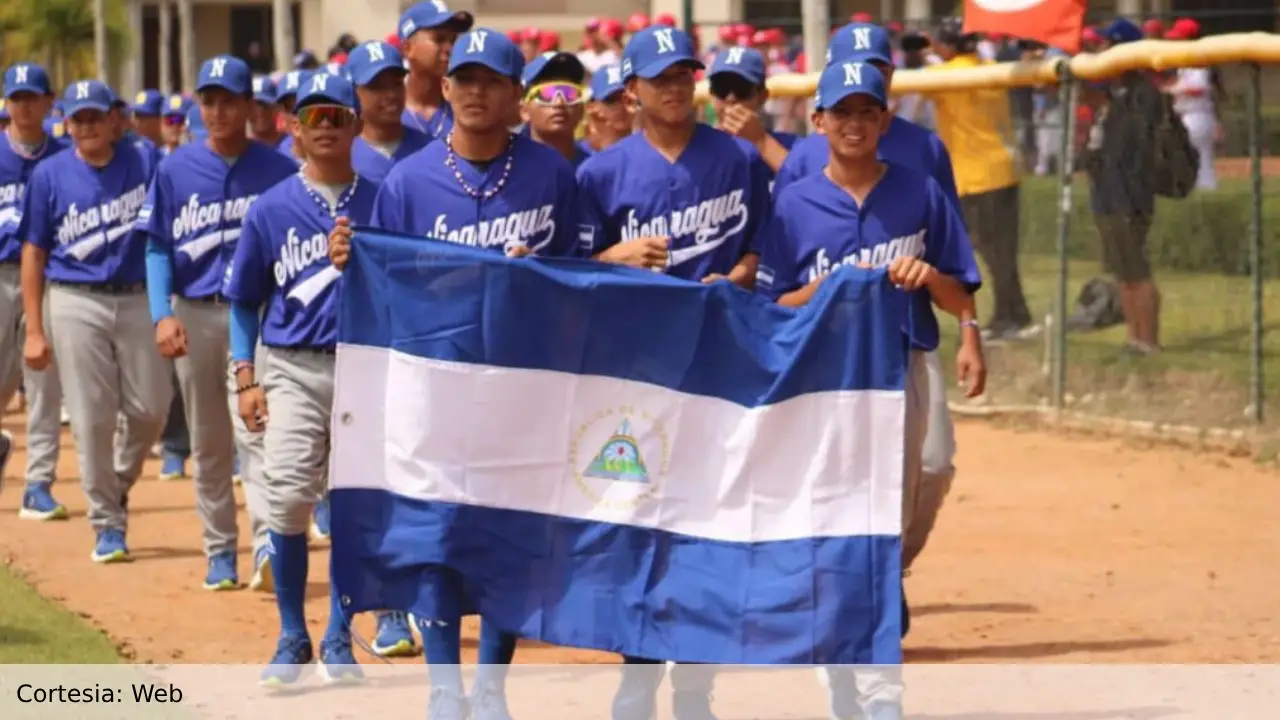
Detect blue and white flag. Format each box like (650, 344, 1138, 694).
(329, 229, 908, 665)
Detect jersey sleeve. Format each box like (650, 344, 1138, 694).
(370, 170, 406, 232)
(771, 147, 805, 199)
(923, 177, 982, 294)
(544, 160, 580, 258)
(744, 150, 773, 256)
(573, 160, 614, 257)
(221, 202, 272, 306)
(135, 172, 172, 247)
(18, 166, 56, 252)
(754, 193, 803, 302)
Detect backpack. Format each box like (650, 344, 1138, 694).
(1151, 92, 1199, 199)
(1066, 278, 1125, 332)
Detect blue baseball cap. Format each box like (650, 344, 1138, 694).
(50, 99, 64, 118)
(162, 94, 191, 119)
(448, 28, 524, 80)
(708, 46, 767, 85)
(815, 60, 888, 111)
(3, 62, 52, 97)
(131, 89, 164, 115)
(622, 26, 703, 81)
(196, 55, 252, 95)
(521, 51, 586, 87)
(1104, 18, 1144, 45)
(275, 70, 310, 102)
(346, 40, 407, 86)
(589, 64, 625, 101)
(295, 71, 361, 113)
(186, 104, 207, 142)
(104, 86, 127, 110)
(399, 1, 475, 42)
(252, 76, 277, 104)
(62, 80, 114, 116)
(827, 23, 893, 66)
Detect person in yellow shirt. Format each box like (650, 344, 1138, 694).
(925, 18, 1037, 342)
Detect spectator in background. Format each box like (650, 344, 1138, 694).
(895, 31, 935, 131)
(582, 63, 632, 152)
(707, 46, 795, 180)
(1164, 18, 1219, 191)
(1081, 18, 1166, 354)
(519, 28, 542, 63)
(1142, 18, 1165, 39)
(1027, 42, 1066, 176)
(578, 18, 620, 75)
(244, 41, 272, 74)
(249, 76, 285, 148)
(626, 12, 650, 36)
(293, 51, 320, 70)
(540, 30, 561, 53)
(997, 37, 1035, 171)
(600, 18, 625, 56)
(926, 18, 1037, 342)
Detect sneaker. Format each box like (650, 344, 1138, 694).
(91, 529, 130, 563)
(317, 636, 363, 685)
(249, 544, 273, 593)
(310, 497, 331, 541)
(159, 453, 186, 481)
(429, 687, 469, 720)
(372, 611, 417, 657)
(612, 663, 664, 720)
(672, 690, 719, 720)
(982, 321, 1043, 344)
(259, 634, 314, 688)
(0, 430, 13, 491)
(470, 681, 514, 720)
(203, 551, 240, 591)
(19, 482, 68, 520)
(825, 667, 862, 720)
(232, 455, 242, 485)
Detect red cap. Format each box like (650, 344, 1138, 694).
(1143, 18, 1165, 35)
(602, 18, 624, 39)
(1081, 27, 1101, 44)
(384, 32, 402, 49)
(627, 13, 650, 33)
(767, 28, 786, 45)
(751, 30, 771, 46)
(655, 13, 677, 27)
(887, 21, 903, 33)
(1166, 17, 1200, 39)
(585, 17, 601, 31)
(539, 30, 561, 52)
(330, 52, 348, 65)
(717, 25, 736, 42)
(521, 27, 541, 42)
(850, 12, 873, 23)
(506, 30, 522, 44)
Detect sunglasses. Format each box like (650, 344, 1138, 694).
(296, 104, 357, 129)
(162, 115, 186, 127)
(525, 82, 585, 106)
(709, 75, 761, 101)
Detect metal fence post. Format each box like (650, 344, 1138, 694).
(1247, 62, 1265, 424)
(1052, 62, 1078, 411)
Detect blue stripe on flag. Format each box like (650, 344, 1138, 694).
(331, 488, 903, 664)
(339, 229, 908, 407)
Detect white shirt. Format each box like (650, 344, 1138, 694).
(578, 48, 619, 75)
(1170, 67, 1214, 116)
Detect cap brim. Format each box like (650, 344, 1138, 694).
(197, 81, 249, 95)
(526, 54, 586, 85)
(131, 104, 160, 115)
(68, 102, 112, 116)
(817, 88, 886, 111)
(708, 67, 765, 85)
(416, 11, 474, 34)
(448, 60, 519, 80)
(4, 85, 50, 98)
(352, 63, 407, 87)
(295, 95, 357, 113)
(635, 56, 704, 80)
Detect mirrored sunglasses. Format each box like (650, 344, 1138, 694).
(161, 115, 186, 127)
(525, 82, 585, 106)
(296, 104, 357, 129)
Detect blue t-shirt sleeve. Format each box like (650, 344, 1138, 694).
(228, 302, 261, 364)
(19, 166, 55, 252)
(222, 204, 271, 306)
(145, 242, 175, 323)
(924, 178, 982, 294)
(754, 195, 802, 302)
(544, 161, 580, 258)
(136, 173, 171, 244)
(574, 161, 612, 257)
(744, 151, 773, 256)
(930, 137, 962, 211)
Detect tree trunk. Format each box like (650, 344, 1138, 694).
(93, 0, 107, 82)
(177, 0, 196, 94)
(272, 0, 292, 74)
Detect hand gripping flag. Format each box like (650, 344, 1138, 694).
(963, 0, 1088, 54)
(328, 229, 909, 664)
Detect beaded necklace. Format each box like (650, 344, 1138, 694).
(443, 132, 514, 201)
(297, 165, 359, 218)
(6, 127, 49, 160)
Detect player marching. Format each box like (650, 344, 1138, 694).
(580, 64, 632, 153)
(159, 95, 188, 155)
(398, 1, 474, 138)
(705, 46, 797, 186)
(520, 51, 591, 168)
(19, 79, 169, 562)
(249, 76, 286, 149)
(328, 28, 579, 720)
(573, 25, 770, 720)
(139, 56, 296, 591)
(223, 71, 371, 687)
(0, 62, 69, 519)
(755, 62, 982, 720)
(347, 40, 431, 184)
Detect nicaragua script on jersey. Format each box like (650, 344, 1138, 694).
(431, 206, 555, 252)
(171, 194, 257, 240)
(57, 184, 148, 247)
(805, 229, 927, 283)
(620, 191, 747, 243)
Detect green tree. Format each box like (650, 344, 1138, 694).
(0, 0, 131, 89)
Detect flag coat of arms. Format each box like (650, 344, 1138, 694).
(328, 230, 908, 664)
(963, 0, 1089, 53)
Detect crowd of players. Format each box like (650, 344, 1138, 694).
(0, 3, 1223, 720)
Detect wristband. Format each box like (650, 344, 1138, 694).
(235, 381, 260, 395)
(959, 320, 980, 330)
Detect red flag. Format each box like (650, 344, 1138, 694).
(963, 0, 1089, 53)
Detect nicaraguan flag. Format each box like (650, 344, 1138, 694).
(329, 229, 907, 664)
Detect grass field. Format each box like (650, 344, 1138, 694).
(0, 562, 121, 663)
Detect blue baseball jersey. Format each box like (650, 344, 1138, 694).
(575, 123, 770, 281)
(371, 133, 578, 257)
(773, 117, 959, 207)
(351, 127, 432, 184)
(519, 125, 593, 170)
(0, 136, 69, 264)
(124, 133, 163, 179)
(756, 164, 982, 351)
(276, 134, 301, 165)
(137, 141, 298, 299)
(401, 102, 453, 140)
(223, 174, 379, 349)
(731, 130, 799, 193)
(20, 144, 150, 285)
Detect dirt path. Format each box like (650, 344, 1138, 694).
(1, 413, 1276, 665)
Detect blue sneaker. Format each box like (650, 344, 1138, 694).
(371, 611, 416, 657)
(259, 634, 314, 688)
(429, 687, 469, 720)
(232, 455, 242, 485)
(318, 637, 363, 685)
(310, 497, 331, 541)
(91, 529, 130, 563)
(159, 452, 186, 481)
(203, 551, 240, 591)
(470, 681, 514, 720)
(249, 544, 273, 593)
(20, 482, 68, 521)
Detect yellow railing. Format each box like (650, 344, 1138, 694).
(696, 32, 1280, 100)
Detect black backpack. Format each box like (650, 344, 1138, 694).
(1151, 93, 1199, 199)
